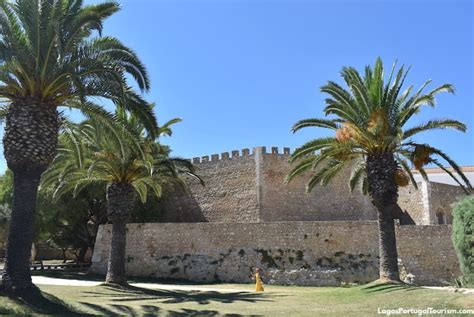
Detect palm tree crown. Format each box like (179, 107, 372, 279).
(288, 58, 472, 194)
(42, 111, 201, 204)
(0, 0, 157, 134)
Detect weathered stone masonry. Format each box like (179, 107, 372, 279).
(90, 222, 460, 286)
(162, 147, 377, 223)
(161, 146, 467, 224)
(161, 149, 259, 222)
(91, 146, 468, 286)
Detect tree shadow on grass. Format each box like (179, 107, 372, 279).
(0, 287, 92, 316)
(75, 284, 271, 315)
(79, 302, 261, 317)
(83, 284, 272, 305)
(166, 308, 263, 316)
(360, 282, 418, 294)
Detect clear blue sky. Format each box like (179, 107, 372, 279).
(0, 0, 473, 172)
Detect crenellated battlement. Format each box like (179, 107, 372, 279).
(191, 146, 291, 164)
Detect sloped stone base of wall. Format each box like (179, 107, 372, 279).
(90, 222, 460, 286)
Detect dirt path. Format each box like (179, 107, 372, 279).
(32, 276, 474, 295)
(32, 276, 252, 293)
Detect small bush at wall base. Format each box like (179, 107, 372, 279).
(452, 196, 474, 287)
(454, 277, 474, 288)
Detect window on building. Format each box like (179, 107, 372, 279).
(436, 212, 445, 225)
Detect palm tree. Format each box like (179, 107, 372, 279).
(0, 0, 155, 291)
(42, 113, 202, 286)
(287, 58, 472, 283)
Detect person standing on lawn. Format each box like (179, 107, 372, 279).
(251, 267, 265, 292)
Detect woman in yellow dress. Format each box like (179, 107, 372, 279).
(253, 267, 265, 292)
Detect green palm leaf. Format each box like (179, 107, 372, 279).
(292, 118, 340, 133)
(403, 119, 466, 139)
(289, 58, 470, 196)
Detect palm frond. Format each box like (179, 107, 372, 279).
(306, 159, 346, 192)
(290, 137, 337, 163)
(159, 117, 182, 137)
(349, 160, 366, 192)
(291, 118, 340, 133)
(403, 119, 467, 139)
(429, 158, 470, 194)
(285, 155, 316, 184)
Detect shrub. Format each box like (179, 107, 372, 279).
(452, 196, 474, 286)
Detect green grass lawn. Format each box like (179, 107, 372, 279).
(1, 279, 473, 316)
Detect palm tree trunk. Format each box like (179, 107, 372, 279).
(1, 170, 41, 292)
(1, 99, 59, 293)
(377, 204, 400, 281)
(104, 182, 136, 286)
(366, 153, 401, 282)
(105, 219, 127, 285)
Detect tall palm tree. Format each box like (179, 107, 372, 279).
(42, 113, 202, 286)
(0, 0, 155, 291)
(287, 58, 472, 283)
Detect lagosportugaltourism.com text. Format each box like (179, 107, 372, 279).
(378, 307, 474, 316)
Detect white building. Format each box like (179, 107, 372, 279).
(412, 166, 474, 186)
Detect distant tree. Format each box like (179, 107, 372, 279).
(288, 58, 472, 283)
(0, 0, 154, 292)
(0, 170, 13, 223)
(452, 196, 474, 286)
(37, 184, 107, 263)
(0, 170, 12, 249)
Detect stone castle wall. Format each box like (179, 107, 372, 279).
(257, 150, 376, 221)
(428, 182, 466, 224)
(160, 146, 467, 224)
(162, 149, 259, 223)
(397, 184, 425, 225)
(90, 222, 460, 286)
(396, 182, 467, 225)
(162, 147, 377, 223)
